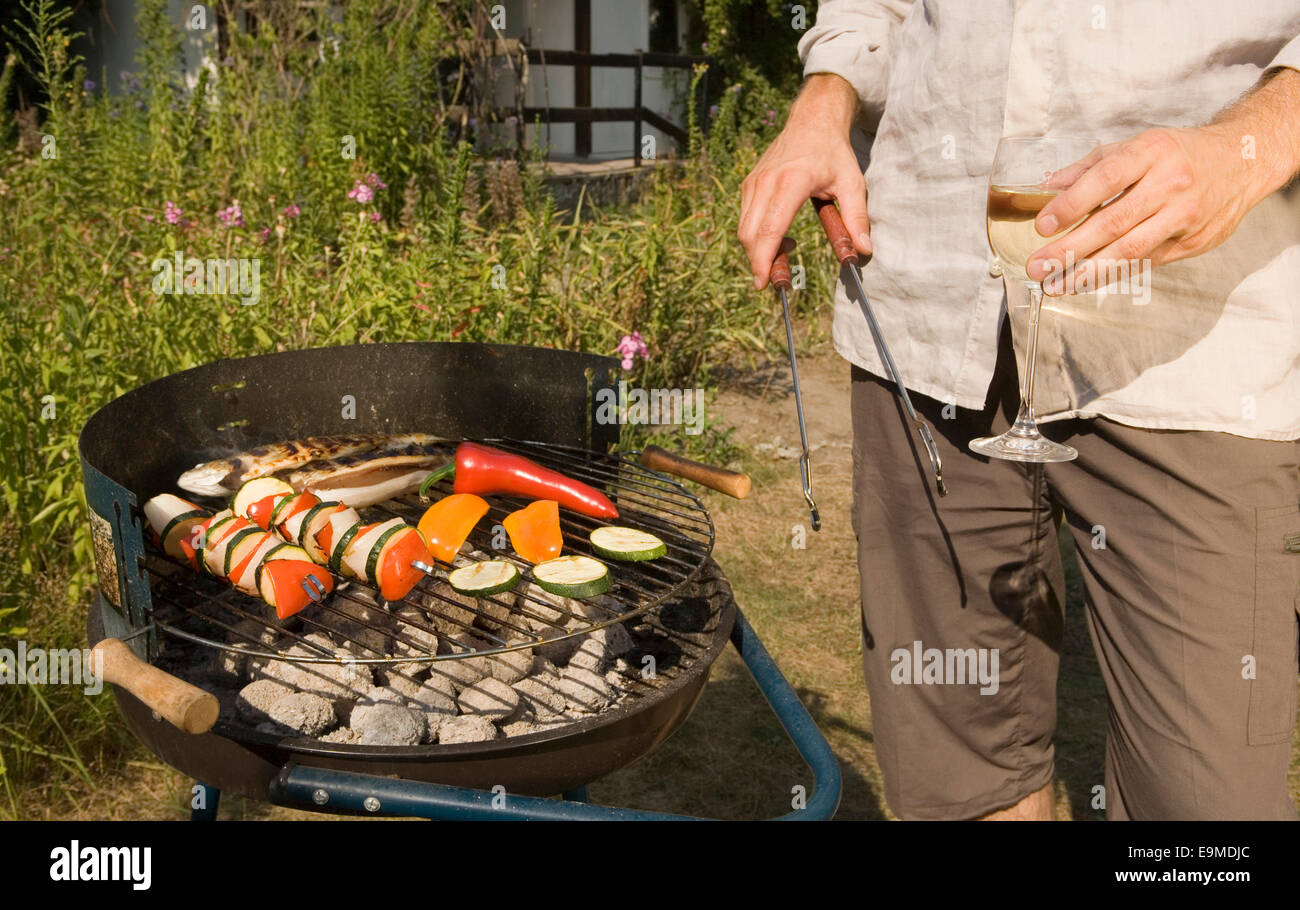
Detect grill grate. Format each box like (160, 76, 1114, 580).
(139, 440, 715, 667)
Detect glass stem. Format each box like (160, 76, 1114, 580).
(1010, 282, 1045, 439)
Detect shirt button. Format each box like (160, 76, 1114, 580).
(988, 256, 1002, 278)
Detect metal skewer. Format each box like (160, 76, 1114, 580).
(811, 199, 948, 497)
(770, 250, 821, 531)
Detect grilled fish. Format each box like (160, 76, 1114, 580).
(287, 449, 451, 508)
(177, 433, 448, 497)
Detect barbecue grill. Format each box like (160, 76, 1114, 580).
(80, 341, 840, 820)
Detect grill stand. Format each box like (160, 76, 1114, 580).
(189, 608, 841, 821)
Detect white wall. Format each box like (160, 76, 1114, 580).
(509, 0, 685, 160)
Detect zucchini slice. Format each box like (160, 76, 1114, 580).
(363, 521, 407, 586)
(232, 476, 294, 521)
(275, 492, 318, 540)
(160, 509, 208, 560)
(231, 533, 281, 595)
(222, 526, 267, 579)
(324, 509, 363, 574)
(202, 516, 251, 576)
(532, 555, 612, 599)
(589, 526, 667, 562)
(296, 501, 342, 562)
(447, 560, 520, 597)
(343, 517, 404, 582)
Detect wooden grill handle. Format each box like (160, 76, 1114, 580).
(812, 197, 860, 266)
(640, 445, 751, 499)
(770, 250, 794, 292)
(91, 638, 219, 734)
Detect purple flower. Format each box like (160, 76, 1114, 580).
(708, 104, 719, 118)
(282, 203, 300, 218)
(615, 331, 649, 370)
(83, 78, 95, 92)
(163, 201, 183, 224)
(701, 41, 709, 52)
(217, 201, 245, 228)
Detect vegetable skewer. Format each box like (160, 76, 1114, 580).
(143, 494, 334, 619)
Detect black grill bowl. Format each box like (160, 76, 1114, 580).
(80, 341, 736, 800)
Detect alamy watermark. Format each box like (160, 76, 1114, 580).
(1040, 251, 1152, 305)
(890, 640, 1000, 695)
(0, 641, 103, 695)
(594, 381, 705, 435)
(151, 250, 261, 306)
(49, 841, 151, 890)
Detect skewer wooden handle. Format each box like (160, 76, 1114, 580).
(812, 197, 860, 266)
(771, 250, 794, 292)
(640, 445, 751, 499)
(91, 638, 219, 734)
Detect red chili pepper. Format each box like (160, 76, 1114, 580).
(420, 442, 618, 519)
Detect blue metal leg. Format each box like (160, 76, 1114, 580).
(191, 782, 220, 821)
(271, 606, 841, 820)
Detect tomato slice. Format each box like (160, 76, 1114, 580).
(246, 494, 284, 530)
(264, 559, 335, 619)
(229, 532, 275, 585)
(273, 492, 318, 535)
(379, 530, 428, 601)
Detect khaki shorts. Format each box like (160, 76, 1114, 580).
(851, 324, 1300, 820)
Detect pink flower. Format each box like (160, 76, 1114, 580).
(145, 214, 154, 222)
(370, 210, 382, 223)
(282, 204, 300, 218)
(348, 181, 374, 203)
(217, 201, 245, 228)
(163, 201, 183, 224)
(615, 331, 648, 370)
(261, 226, 271, 242)
(365, 173, 387, 189)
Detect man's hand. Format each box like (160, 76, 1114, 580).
(1027, 68, 1300, 296)
(738, 73, 874, 289)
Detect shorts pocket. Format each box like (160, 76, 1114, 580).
(1247, 504, 1300, 745)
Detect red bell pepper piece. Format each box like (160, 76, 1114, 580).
(420, 442, 618, 519)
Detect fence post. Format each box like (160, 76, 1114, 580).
(634, 50, 643, 167)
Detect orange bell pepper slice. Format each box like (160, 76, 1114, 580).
(502, 500, 563, 564)
(417, 493, 489, 564)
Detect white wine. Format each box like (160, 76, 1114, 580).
(986, 186, 1068, 282)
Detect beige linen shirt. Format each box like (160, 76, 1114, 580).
(800, 1, 1300, 440)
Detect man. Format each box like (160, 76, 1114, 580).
(739, 0, 1300, 820)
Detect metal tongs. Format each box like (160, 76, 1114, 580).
(769, 200, 947, 525)
(770, 250, 821, 530)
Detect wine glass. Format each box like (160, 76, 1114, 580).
(969, 136, 1097, 463)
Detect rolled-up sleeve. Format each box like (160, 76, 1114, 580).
(797, 0, 915, 126)
(1266, 33, 1300, 72)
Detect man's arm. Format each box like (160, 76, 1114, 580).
(739, 0, 914, 289)
(738, 74, 869, 288)
(1026, 66, 1300, 296)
